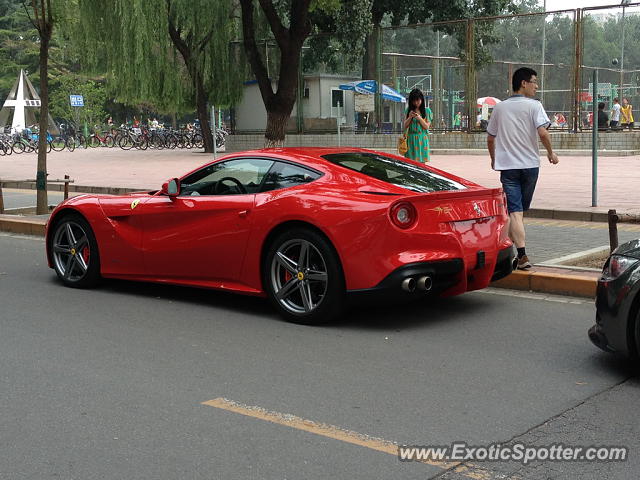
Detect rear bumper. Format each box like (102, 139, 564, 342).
(588, 322, 616, 353)
(347, 245, 515, 302)
(347, 259, 463, 302)
(491, 245, 517, 282)
(590, 275, 640, 357)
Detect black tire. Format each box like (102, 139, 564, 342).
(49, 214, 101, 288)
(118, 135, 134, 150)
(65, 137, 76, 152)
(12, 141, 25, 154)
(104, 135, 115, 148)
(263, 228, 345, 325)
(50, 137, 66, 152)
(136, 137, 148, 150)
(192, 134, 203, 148)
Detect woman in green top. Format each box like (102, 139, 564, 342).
(403, 88, 433, 163)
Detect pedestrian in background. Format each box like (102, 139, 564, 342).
(487, 67, 559, 270)
(453, 111, 462, 130)
(621, 97, 634, 130)
(598, 102, 609, 131)
(402, 88, 432, 163)
(610, 98, 621, 129)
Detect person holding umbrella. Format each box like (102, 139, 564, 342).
(403, 88, 432, 163)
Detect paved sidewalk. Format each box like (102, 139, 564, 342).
(1, 147, 638, 215)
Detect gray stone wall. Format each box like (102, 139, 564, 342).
(226, 132, 640, 152)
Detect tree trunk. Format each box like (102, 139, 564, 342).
(264, 110, 290, 147)
(167, 16, 214, 153)
(239, 0, 311, 148)
(195, 72, 214, 153)
(36, 29, 50, 215)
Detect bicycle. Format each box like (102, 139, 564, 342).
(88, 128, 115, 148)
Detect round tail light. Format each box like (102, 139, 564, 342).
(390, 202, 417, 229)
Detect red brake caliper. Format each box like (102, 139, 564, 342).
(81, 246, 90, 264)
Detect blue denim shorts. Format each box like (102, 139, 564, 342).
(500, 168, 539, 213)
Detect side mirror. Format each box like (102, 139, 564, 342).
(161, 178, 180, 197)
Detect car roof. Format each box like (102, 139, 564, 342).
(221, 147, 409, 170)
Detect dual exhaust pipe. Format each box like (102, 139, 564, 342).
(401, 275, 433, 293)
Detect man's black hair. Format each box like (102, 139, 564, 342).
(512, 67, 537, 93)
(598, 102, 605, 110)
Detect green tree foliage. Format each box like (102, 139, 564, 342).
(49, 75, 106, 127)
(0, 0, 74, 100)
(0, 1, 40, 96)
(76, 0, 244, 152)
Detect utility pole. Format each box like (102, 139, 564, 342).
(541, 0, 546, 106)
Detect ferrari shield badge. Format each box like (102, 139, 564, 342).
(130, 199, 140, 210)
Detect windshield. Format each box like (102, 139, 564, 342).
(322, 152, 467, 193)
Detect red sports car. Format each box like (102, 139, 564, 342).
(45, 148, 516, 324)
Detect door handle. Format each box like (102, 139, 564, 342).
(238, 210, 250, 218)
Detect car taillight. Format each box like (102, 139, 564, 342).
(390, 202, 417, 229)
(602, 255, 638, 280)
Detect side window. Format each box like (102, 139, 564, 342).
(180, 158, 274, 196)
(261, 162, 322, 192)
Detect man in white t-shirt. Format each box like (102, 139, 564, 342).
(487, 67, 559, 270)
(610, 98, 621, 128)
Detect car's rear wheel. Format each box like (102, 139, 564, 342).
(50, 215, 101, 288)
(264, 228, 344, 324)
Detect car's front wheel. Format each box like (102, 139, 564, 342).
(50, 215, 101, 288)
(264, 228, 345, 325)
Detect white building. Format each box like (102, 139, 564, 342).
(234, 74, 368, 133)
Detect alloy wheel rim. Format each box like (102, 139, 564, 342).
(52, 221, 91, 282)
(270, 239, 328, 315)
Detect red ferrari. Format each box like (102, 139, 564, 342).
(45, 148, 516, 324)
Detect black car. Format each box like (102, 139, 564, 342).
(589, 239, 640, 358)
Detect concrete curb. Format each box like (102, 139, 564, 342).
(491, 266, 599, 298)
(0, 215, 47, 236)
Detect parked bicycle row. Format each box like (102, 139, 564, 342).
(0, 125, 227, 155)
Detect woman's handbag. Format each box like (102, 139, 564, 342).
(397, 130, 408, 155)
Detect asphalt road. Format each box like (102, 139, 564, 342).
(1, 233, 638, 480)
(0, 188, 73, 209)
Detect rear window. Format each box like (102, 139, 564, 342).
(322, 152, 466, 193)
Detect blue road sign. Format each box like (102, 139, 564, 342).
(69, 95, 84, 107)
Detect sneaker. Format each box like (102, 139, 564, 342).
(517, 255, 532, 270)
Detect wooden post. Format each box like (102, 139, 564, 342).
(0, 181, 4, 214)
(64, 174, 69, 200)
(608, 209, 619, 253)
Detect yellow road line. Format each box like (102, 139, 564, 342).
(202, 397, 493, 480)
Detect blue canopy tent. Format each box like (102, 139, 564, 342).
(338, 80, 406, 103)
(338, 80, 406, 132)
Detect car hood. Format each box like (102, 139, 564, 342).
(613, 238, 640, 259)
